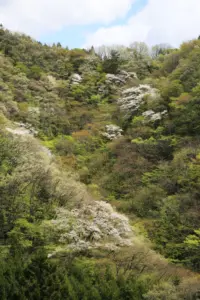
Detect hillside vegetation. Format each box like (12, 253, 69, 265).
(0, 25, 200, 299)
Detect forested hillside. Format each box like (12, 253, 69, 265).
(0, 25, 200, 299)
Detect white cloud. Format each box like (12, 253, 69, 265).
(84, 0, 200, 47)
(0, 0, 136, 37)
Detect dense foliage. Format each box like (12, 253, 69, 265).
(0, 25, 200, 299)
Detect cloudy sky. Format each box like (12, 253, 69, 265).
(0, 0, 200, 48)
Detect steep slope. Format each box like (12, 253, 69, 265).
(0, 26, 200, 299)
(4, 123, 134, 252)
(2, 121, 200, 299)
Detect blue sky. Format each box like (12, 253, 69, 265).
(39, 0, 148, 48)
(1, 0, 200, 48)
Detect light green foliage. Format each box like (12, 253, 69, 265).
(1, 25, 200, 298)
(88, 94, 101, 105)
(8, 218, 41, 249)
(131, 115, 145, 126)
(131, 136, 176, 161)
(184, 229, 200, 270)
(28, 65, 43, 80)
(185, 229, 200, 248)
(70, 84, 86, 101)
(0, 112, 8, 124)
(192, 83, 200, 98)
(162, 79, 183, 100)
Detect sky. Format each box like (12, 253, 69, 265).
(0, 0, 200, 49)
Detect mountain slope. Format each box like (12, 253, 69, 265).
(0, 26, 200, 299)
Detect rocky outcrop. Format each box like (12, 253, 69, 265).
(6, 122, 38, 136)
(105, 70, 137, 86)
(103, 125, 123, 140)
(71, 73, 82, 85)
(6, 123, 52, 157)
(142, 110, 167, 122)
(47, 200, 133, 254)
(105, 74, 126, 86)
(118, 84, 158, 117)
(119, 70, 138, 80)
